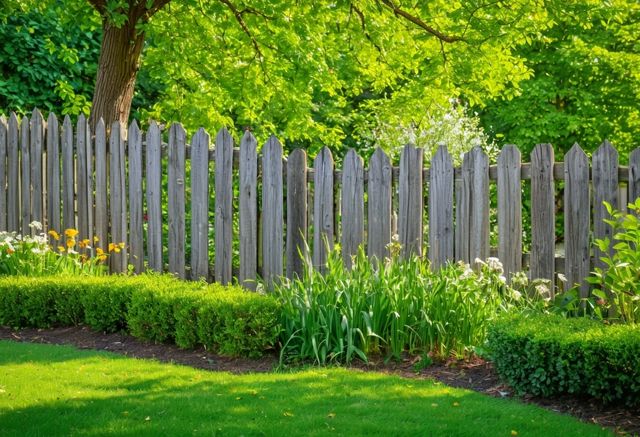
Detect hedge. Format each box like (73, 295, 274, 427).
(0, 274, 281, 357)
(487, 313, 640, 406)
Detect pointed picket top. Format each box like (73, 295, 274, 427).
(31, 108, 43, 125)
(216, 126, 232, 144)
(314, 145, 333, 167)
(63, 114, 72, 130)
(194, 127, 210, 147)
(371, 146, 389, 163)
(9, 112, 18, 128)
(77, 112, 86, 125)
(96, 118, 105, 137)
(129, 118, 140, 136)
(241, 129, 256, 146)
(147, 120, 161, 141)
(566, 142, 586, 158)
(46, 111, 57, 127)
(593, 139, 618, 161)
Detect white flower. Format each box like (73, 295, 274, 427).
(498, 275, 507, 284)
(557, 273, 567, 283)
(474, 257, 486, 266)
(486, 257, 504, 274)
(28, 221, 43, 231)
(535, 283, 550, 297)
(512, 290, 522, 300)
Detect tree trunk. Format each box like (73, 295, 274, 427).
(89, 19, 145, 129)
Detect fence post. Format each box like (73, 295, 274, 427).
(94, 119, 108, 254)
(0, 116, 6, 231)
(20, 116, 30, 235)
(530, 143, 555, 285)
(30, 109, 44, 232)
(109, 121, 127, 273)
(190, 128, 210, 281)
(7, 114, 19, 233)
(146, 121, 163, 272)
(239, 131, 258, 288)
(398, 145, 423, 258)
(128, 120, 144, 273)
(592, 141, 619, 270)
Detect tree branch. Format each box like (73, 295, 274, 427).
(218, 0, 265, 61)
(379, 0, 464, 43)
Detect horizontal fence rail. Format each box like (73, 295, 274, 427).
(1, 110, 638, 293)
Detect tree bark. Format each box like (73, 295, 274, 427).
(89, 17, 145, 129)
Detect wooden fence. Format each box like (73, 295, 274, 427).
(1, 109, 639, 294)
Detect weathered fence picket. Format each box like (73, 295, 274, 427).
(146, 121, 163, 272)
(128, 120, 144, 273)
(262, 135, 283, 288)
(313, 146, 334, 272)
(168, 123, 186, 279)
(367, 148, 392, 262)
(564, 144, 590, 297)
(497, 145, 522, 282)
(190, 128, 210, 281)
(286, 148, 307, 279)
(6, 109, 640, 294)
(530, 143, 555, 285)
(341, 149, 364, 269)
(214, 128, 233, 285)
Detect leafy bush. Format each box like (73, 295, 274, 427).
(274, 248, 539, 364)
(588, 199, 640, 323)
(0, 274, 281, 357)
(487, 313, 640, 405)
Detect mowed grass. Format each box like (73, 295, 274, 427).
(0, 341, 610, 437)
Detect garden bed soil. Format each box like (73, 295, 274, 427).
(1, 326, 638, 435)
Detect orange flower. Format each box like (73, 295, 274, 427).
(64, 229, 79, 238)
(66, 238, 76, 248)
(48, 230, 60, 240)
(78, 239, 91, 249)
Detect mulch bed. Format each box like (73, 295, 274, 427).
(1, 326, 638, 435)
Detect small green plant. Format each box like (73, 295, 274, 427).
(0, 222, 110, 276)
(588, 199, 640, 324)
(274, 246, 539, 365)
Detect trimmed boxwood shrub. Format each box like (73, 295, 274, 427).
(0, 274, 281, 357)
(487, 313, 640, 406)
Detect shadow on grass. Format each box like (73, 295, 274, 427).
(0, 341, 611, 437)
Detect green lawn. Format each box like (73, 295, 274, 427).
(0, 341, 610, 436)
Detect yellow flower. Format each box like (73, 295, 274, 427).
(78, 239, 91, 249)
(66, 238, 76, 248)
(48, 230, 60, 240)
(96, 247, 105, 256)
(64, 228, 79, 238)
(93, 235, 100, 244)
(108, 243, 121, 253)
(118, 242, 126, 249)
(57, 246, 65, 253)
(97, 254, 107, 262)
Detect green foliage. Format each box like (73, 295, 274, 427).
(487, 313, 640, 406)
(0, 274, 281, 357)
(480, 0, 640, 157)
(274, 247, 537, 364)
(0, 3, 100, 115)
(587, 199, 640, 323)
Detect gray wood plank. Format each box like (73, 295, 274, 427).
(592, 140, 619, 270)
(214, 127, 233, 284)
(0, 116, 6, 231)
(239, 130, 258, 288)
(398, 145, 424, 258)
(286, 148, 308, 279)
(456, 147, 489, 264)
(128, 120, 144, 273)
(146, 121, 163, 272)
(61, 115, 75, 233)
(168, 123, 186, 279)
(85, 118, 93, 255)
(341, 148, 364, 268)
(94, 119, 108, 253)
(428, 145, 454, 269)
(628, 148, 640, 206)
(20, 116, 30, 235)
(367, 148, 392, 262)
(76, 115, 89, 243)
(7, 113, 19, 232)
(46, 113, 60, 238)
(497, 145, 522, 281)
(564, 144, 590, 298)
(262, 135, 284, 288)
(109, 121, 127, 273)
(312, 146, 334, 272)
(190, 128, 210, 281)
(530, 143, 555, 284)
(30, 109, 44, 232)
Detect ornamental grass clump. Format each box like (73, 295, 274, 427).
(275, 247, 535, 364)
